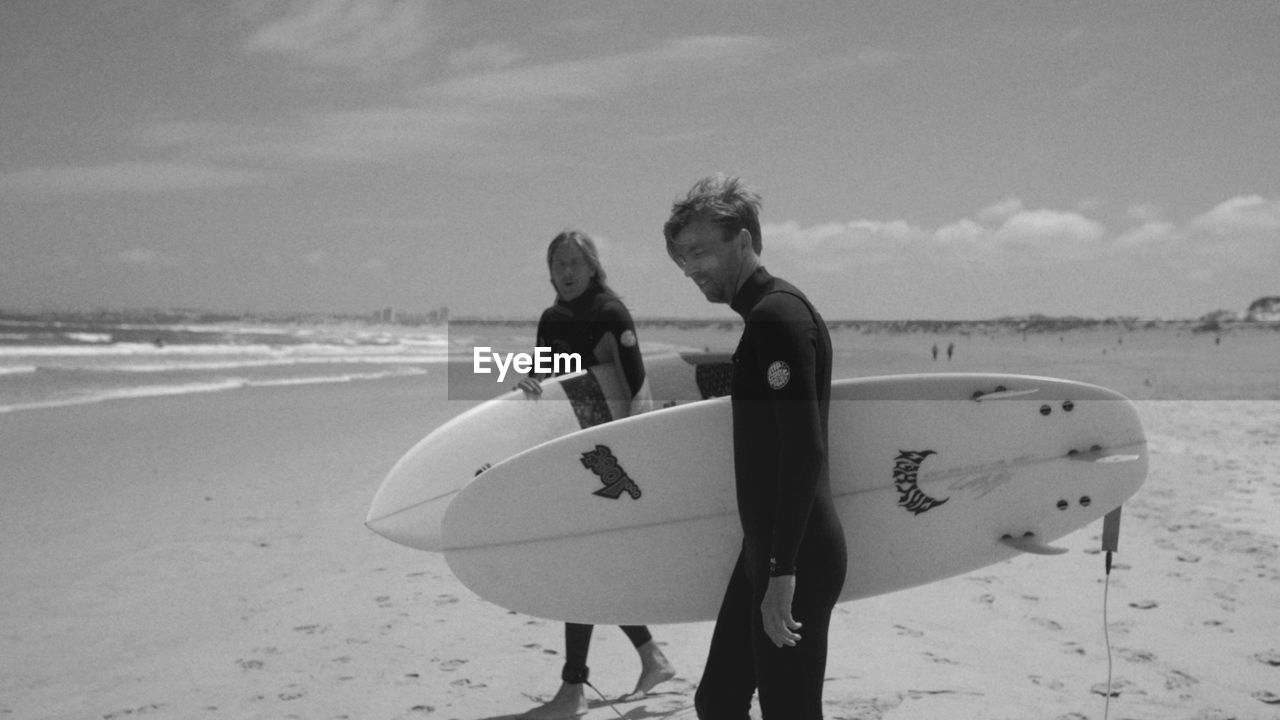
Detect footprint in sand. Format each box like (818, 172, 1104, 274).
(1128, 600, 1158, 610)
(1031, 617, 1063, 631)
(1253, 690, 1280, 705)
(1028, 675, 1065, 691)
(1118, 647, 1156, 664)
(892, 624, 924, 638)
(1090, 679, 1141, 698)
(1253, 650, 1280, 667)
(102, 704, 165, 719)
(1163, 669, 1197, 691)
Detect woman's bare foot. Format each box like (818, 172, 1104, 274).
(630, 639, 677, 696)
(522, 681, 587, 719)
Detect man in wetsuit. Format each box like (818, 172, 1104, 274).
(663, 175, 847, 719)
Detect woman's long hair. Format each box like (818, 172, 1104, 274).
(546, 229, 614, 297)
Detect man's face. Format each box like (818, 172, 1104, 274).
(670, 219, 746, 304)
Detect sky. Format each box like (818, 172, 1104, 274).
(2, 1, 1278, 321)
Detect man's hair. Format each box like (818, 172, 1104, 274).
(663, 174, 763, 258)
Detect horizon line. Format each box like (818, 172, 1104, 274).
(1, 306, 1265, 326)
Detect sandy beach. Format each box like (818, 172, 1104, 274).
(3, 324, 1279, 719)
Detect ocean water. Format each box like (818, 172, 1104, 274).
(0, 317, 468, 414)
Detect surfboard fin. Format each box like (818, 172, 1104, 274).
(999, 532, 1068, 555)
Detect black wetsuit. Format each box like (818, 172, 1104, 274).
(695, 267, 847, 719)
(534, 282, 651, 683)
(535, 282, 645, 397)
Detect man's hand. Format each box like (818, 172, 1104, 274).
(761, 574, 802, 648)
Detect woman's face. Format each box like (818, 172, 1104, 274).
(550, 241, 595, 302)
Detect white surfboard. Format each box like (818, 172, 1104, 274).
(365, 352, 734, 551)
(443, 373, 1148, 625)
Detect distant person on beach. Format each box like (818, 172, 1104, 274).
(514, 229, 674, 718)
(947, 341, 955, 361)
(664, 174, 846, 719)
(932, 342, 939, 361)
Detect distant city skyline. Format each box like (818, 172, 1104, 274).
(3, 2, 1278, 320)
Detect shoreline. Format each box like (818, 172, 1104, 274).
(3, 319, 1277, 418)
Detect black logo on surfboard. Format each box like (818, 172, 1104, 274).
(894, 450, 949, 515)
(580, 445, 641, 500)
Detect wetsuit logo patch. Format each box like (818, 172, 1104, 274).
(766, 361, 790, 390)
(619, 329, 637, 348)
(580, 444, 642, 500)
(893, 450, 950, 515)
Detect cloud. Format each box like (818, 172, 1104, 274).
(765, 219, 925, 252)
(0, 162, 268, 196)
(767, 202, 1113, 277)
(121, 35, 771, 172)
(1115, 221, 1179, 249)
(763, 195, 1280, 299)
(1190, 195, 1280, 236)
(1177, 196, 1280, 271)
(244, 0, 432, 71)
(977, 197, 1024, 224)
(427, 35, 769, 105)
(934, 219, 985, 245)
(992, 209, 1105, 247)
(763, 219, 928, 272)
(133, 104, 488, 167)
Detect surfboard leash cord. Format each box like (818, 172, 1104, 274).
(1103, 550, 1115, 720)
(584, 679, 626, 719)
(1100, 505, 1122, 720)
